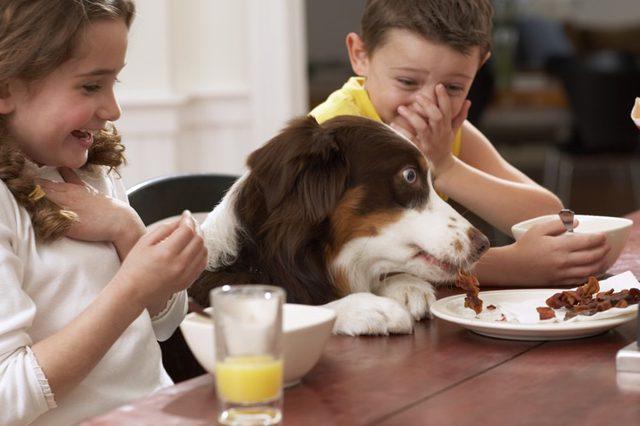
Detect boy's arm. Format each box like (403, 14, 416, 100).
(433, 121, 563, 234)
(444, 125, 610, 287)
(392, 86, 561, 233)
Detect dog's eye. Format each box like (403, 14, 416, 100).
(402, 167, 417, 184)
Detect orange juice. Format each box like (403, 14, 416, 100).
(215, 355, 283, 404)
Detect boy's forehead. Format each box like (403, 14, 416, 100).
(374, 29, 484, 73)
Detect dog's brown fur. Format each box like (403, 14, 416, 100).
(164, 116, 488, 382)
(189, 115, 438, 307)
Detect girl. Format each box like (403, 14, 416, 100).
(0, 1, 207, 424)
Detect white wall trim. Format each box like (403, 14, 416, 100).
(117, 0, 309, 189)
(248, 0, 309, 149)
(117, 89, 252, 188)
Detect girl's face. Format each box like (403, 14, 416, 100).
(4, 19, 128, 169)
(349, 29, 482, 127)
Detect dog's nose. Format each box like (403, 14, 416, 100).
(467, 227, 490, 260)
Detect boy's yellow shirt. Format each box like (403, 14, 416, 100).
(310, 77, 462, 157)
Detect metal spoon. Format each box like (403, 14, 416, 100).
(559, 208, 575, 233)
(188, 297, 211, 319)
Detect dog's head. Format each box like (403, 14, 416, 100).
(202, 115, 489, 303)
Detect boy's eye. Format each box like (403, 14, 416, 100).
(445, 84, 464, 94)
(397, 78, 417, 88)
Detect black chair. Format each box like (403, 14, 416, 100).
(127, 173, 239, 382)
(127, 173, 239, 226)
(554, 51, 640, 154)
(543, 51, 640, 207)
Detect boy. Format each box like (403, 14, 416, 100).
(310, 0, 610, 287)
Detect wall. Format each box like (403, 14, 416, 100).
(305, 0, 364, 106)
(116, 0, 307, 188)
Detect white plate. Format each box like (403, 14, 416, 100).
(431, 289, 637, 341)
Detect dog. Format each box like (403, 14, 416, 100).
(190, 115, 489, 335)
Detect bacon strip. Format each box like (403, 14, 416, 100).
(456, 271, 483, 314)
(540, 277, 640, 321)
(536, 307, 556, 320)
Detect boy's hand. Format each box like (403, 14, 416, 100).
(511, 219, 611, 286)
(391, 84, 470, 177)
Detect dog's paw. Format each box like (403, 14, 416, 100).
(323, 293, 413, 336)
(378, 282, 436, 321)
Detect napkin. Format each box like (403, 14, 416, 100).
(488, 271, 640, 324)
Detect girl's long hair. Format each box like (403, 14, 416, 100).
(0, 0, 135, 241)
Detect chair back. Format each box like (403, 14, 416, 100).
(555, 51, 640, 153)
(126, 173, 239, 383)
(127, 173, 238, 225)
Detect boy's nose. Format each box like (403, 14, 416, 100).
(416, 86, 435, 104)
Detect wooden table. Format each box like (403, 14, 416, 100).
(84, 212, 640, 426)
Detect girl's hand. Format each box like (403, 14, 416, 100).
(511, 219, 611, 286)
(40, 168, 145, 249)
(113, 213, 208, 311)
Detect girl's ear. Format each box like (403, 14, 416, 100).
(0, 83, 16, 114)
(346, 32, 369, 77)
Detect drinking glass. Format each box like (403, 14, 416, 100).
(211, 285, 285, 426)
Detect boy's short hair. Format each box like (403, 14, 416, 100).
(361, 0, 494, 58)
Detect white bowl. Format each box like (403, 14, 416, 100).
(179, 303, 336, 386)
(511, 214, 633, 270)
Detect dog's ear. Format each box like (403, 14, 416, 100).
(295, 120, 348, 222)
(248, 116, 348, 223)
(244, 116, 348, 304)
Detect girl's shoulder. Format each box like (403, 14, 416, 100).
(0, 180, 21, 210)
(0, 179, 25, 232)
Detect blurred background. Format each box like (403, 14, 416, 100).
(118, 0, 640, 241)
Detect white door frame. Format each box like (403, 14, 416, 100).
(247, 0, 309, 148)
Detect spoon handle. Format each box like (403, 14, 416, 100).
(559, 208, 575, 233)
(188, 297, 212, 319)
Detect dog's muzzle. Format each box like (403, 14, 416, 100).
(467, 227, 490, 262)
